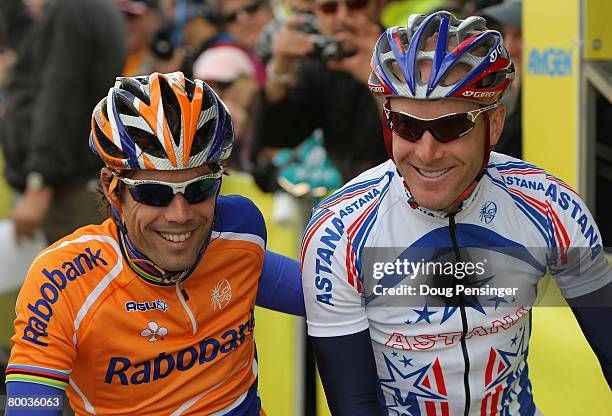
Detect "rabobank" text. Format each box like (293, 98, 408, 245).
(23, 248, 108, 346)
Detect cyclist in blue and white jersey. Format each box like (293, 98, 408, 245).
(301, 11, 612, 416)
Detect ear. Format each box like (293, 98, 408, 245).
(100, 167, 123, 216)
(488, 105, 506, 147)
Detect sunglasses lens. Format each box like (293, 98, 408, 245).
(244, 2, 262, 14)
(184, 178, 220, 204)
(388, 112, 424, 142)
(224, 12, 238, 23)
(347, 0, 369, 10)
(429, 114, 475, 143)
(388, 111, 476, 143)
(125, 175, 221, 207)
(129, 184, 174, 207)
(225, 1, 261, 23)
(319, 2, 338, 14)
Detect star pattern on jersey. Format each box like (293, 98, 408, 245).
(401, 356, 413, 367)
(487, 295, 508, 309)
(490, 327, 532, 412)
(438, 275, 497, 323)
(412, 305, 437, 323)
(485, 325, 529, 390)
(379, 353, 446, 411)
(385, 393, 418, 416)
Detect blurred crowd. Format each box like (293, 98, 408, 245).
(0, 0, 523, 242)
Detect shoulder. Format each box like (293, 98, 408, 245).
(213, 195, 266, 247)
(487, 152, 579, 206)
(15, 220, 122, 345)
(302, 161, 396, 261)
(23, 220, 121, 293)
(309, 160, 396, 222)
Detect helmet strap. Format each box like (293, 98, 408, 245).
(383, 99, 394, 161)
(108, 174, 128, 234)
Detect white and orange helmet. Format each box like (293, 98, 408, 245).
(89, 72, 233, 171)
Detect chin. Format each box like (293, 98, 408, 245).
(411, 191, 455, 212)
(160, 259, 196, 273)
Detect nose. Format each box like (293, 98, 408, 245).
(235, 9, 248, 23)
(336, 2, 349, 20)
(413, 130, 444, 165)
(163, 193, 192, 223)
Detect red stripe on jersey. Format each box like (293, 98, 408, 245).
(507, 188, 547, 213)
(498, 169, 542, 175)
(319, 184, 379, 209)
(300, 211, 335, 272)
(546, 175, 579, 196)
(481, 393, 490, 416)
(344, 197, 379, 289)
(432, 358, 447, 395)
(489, 385, 504, 416)
(485, 348, 496, 386)
(425, 401, 437, 416)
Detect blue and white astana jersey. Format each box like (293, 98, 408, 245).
(301, 153, 611, 416)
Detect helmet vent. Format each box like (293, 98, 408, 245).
(94, 122, 127, 159)
(117, 77, 151, 106)
(159, 77, 182, 147)
(191, 106, 215, 156)
(125, 126, 166, 158)
(184, 78, 196, 101)
(115, 96, 139, 118)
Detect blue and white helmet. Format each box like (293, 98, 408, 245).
(368, 11, 515, 105)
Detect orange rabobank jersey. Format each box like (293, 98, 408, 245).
(7, 195, 267, 415)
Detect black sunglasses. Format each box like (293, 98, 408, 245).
(384, 102, 499, 143)
(318, 0, 370, 14)
(223, 1, 264, 24)
(114, 171, 223, 207)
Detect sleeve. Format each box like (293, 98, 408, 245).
(5, 382, 64, 416)
(5, 250, 77, 392)
(24, 0, 93, 185)
(568, 281, 612, 388)
(301, 208, 369, 337)
(252, 63, 321, 150)
(544, 177, 612, 298)
(311, 329, 386, 416)
(256, 250, 305, 316)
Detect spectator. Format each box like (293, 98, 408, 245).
(0, 0, 126, 244)
(193, 45, 259, 170)
(480, 0, 522, 158)
(253, 0, 389, 187)
(118, 0, 161, 76)
(219, 0, 274, 53)
(218, 0, 274, 86)
(177, 0, 229, 78)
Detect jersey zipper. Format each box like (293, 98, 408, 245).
(448, 214, 471, 416)
(175, 283, 197, 336)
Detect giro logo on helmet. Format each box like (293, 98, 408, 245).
(462, 91, 497, 98)
(369, 85, 385, 93)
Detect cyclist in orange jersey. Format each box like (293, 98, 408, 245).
(5, 72, 304, 415)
